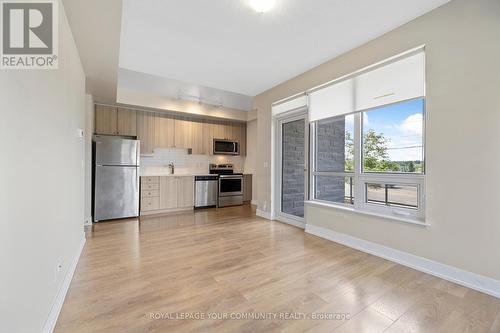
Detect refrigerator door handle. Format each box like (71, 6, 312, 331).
(136, 167, 140, 188)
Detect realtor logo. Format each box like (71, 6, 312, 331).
(1, 0, 58, 69)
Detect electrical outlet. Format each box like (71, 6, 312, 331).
(54, 262, 63, 282)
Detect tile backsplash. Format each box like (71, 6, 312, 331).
(140, 148, 245, 175)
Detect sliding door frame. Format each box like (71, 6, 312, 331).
(273, 107, 309, 228)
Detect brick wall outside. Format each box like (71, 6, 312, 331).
(281, 117, 348, 217)
(281, 119, 305, 217)
(314, 118, 346, 203)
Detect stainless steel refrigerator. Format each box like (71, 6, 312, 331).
(93, 135, 140, 222)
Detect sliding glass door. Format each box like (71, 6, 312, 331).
(276, 111, 308, 225)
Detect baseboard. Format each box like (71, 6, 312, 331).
(140, 207, 193, 217)
(83, 215, 92, 226)
(305, 224, 500, 299)
(256, 209, 274, 220)
(42, 234, 86, 333)
(275, 216, 305, 229)
(251, 200, 257, 206)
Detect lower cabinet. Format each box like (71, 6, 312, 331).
(141, 176, 194, 215)
(177, 176, 195, 208)
(243, 174, 252, 202)
(159, 177, 177, 209)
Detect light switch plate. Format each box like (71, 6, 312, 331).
(76, 128, 84, 138)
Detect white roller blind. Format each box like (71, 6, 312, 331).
(355, 52, 425, 111)
(309, 78, 354, 122)
(272, 95, 307, 116)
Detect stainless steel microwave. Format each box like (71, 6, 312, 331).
(213, 139, 240, 155)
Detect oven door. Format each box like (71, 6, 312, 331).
(218, 175, 243, 197)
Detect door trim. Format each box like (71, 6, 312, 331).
(273, 107, 309, 228)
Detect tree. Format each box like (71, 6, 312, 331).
(343, 128, 400, 172)
(345, 131, 354, 171)
(408, 161, 415, 173)
(363, 129, 400, 172)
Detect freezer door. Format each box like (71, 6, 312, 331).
(94, 135, 139, 166)
(94, 165, 139, 221)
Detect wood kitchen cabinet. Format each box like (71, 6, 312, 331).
(117, 108, 137, 136)
(177, 176, 194, 208)
(154, 114, 175, 148)
(140, 177, 160, 212)
(174, 117, 193, 149)
(159, 177, 177, 209)
(243, 174, 252, 202)
(212, 121, 230, 140)
(190, 120, 204, 155)
(137, 111, 155, 155)
(141, 176, 194, 215)
(95, 105, 117, 135)
(96, 104, 247, 156)
(95, 105, 137, 136)
(231, 123, 246, 156)
(202, 121, 214, 155)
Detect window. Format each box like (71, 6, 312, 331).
(314, 175, 354, 205)
(309, 50, 426, 223)
(362, 99, 424, 174)
(366, 183, 418, 208)
(312, 115, 354, 205)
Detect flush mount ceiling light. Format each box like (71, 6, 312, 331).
(248, 0, 276, 13)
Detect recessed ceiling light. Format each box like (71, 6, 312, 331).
(248, 0, 276, 13)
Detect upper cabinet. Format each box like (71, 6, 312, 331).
(154, 114, 175, 148)
(137, 111, 155, 155)
(95, 104, 247, 156)
(202, 121, 214, 155)
(117, 108, 137, 136)
(174, 117, 193, 149)
(95, 105, 136, 136)
(233, 123, 246, 156)
(212, 121, 230, 140)
(95, 105, 117, 135)
(190, 120, 204, 155)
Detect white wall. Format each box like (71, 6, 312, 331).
(141, 148, 246, 175)
(0, 1, 86, 332)
(244, 119, 258, 202)
(254, 0, 500, 280)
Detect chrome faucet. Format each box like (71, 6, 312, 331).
(168, 162, 174, 174)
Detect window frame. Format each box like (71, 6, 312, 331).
(309, 98, 426, 223)
(360, 98, 426, 175)
(309, 117, 355, 208)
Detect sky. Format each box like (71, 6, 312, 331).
(362, 98, 424, 162)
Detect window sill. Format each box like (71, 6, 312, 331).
(304, 200, 430, 228)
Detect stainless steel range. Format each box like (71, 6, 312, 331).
(209, 164, 243, 207)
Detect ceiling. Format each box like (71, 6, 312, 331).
(62, 0, 122, 103)
(118, 69, 254, 111)
(63, 0, 450, 108)
(119, 0, 450, 98)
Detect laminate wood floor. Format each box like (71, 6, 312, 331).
(55, 205, 500, 333)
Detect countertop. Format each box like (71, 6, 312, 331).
(141, 173, 212, 177)
(140, 167, 250, 177)
(140, 172, 252, 177)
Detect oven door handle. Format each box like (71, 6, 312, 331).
(219, 175, 242, 179)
